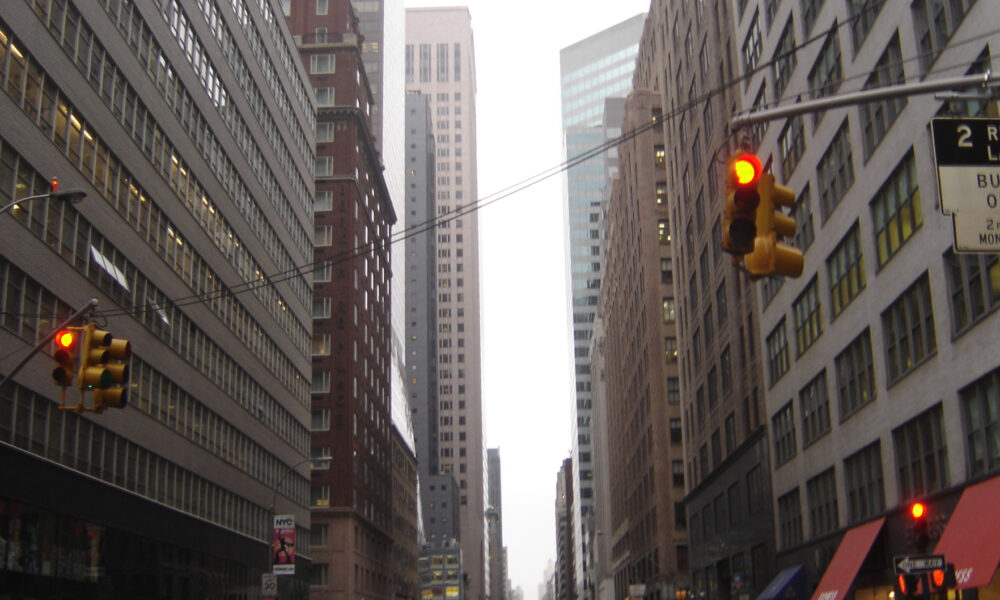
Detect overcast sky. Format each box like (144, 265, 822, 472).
(403, 1, 652, 598)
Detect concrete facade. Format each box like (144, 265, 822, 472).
(0, 0, 315, 596)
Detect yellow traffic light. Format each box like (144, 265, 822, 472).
(52, 328, 80, 387)
(743, 174, 804, 278)
(93, 330, 130, 411)
(78, 323, 112, 390)
(722, 154, 762, 255)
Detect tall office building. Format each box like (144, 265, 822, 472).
(0, 0, 315, 597)
(736, 0, 1000, 597)
(284, 1, 399, 598)
(487, 448, 507, 600)
(554, 457, 576, 600)
(405, 8, 485, 600)
(558, 15, 645, 600)
(598, 88, 688, 600)
(634, 3, 780, 600)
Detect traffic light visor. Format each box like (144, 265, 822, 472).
(733, 154, 762, 186)
(911, 502, 926, 519)
(56, 330, 75, 349)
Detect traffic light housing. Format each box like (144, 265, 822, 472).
(743, 173, 804, 278)
(722, 154, 762, 256)
(52, 328, 80, 387)
(78, 324, 131, 410)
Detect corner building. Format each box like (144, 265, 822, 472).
(283, 1, 398, 598)
(405, 9, 486, 600)
(737, 0, 1000, 597)
(0, 0, 316, 597)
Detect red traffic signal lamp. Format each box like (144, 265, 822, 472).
(895, 573, 919, 598)
(744, 173, 804, 278)
(722, 154, 762, 255)
(909, 500, 930, 552)
(929, 564, 957, 592)
(52, 328, 80, 387)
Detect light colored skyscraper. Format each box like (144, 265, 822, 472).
(558, 15, 645, 600)
(406, 8, 486, 600)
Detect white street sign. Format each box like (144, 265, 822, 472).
(262, 573, 278, 596)
(937, 166, 1000, 214)
(952, 211, 1000, 252)
(895, 554, 945, 575)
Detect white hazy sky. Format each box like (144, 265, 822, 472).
(403, 1, 651, 598)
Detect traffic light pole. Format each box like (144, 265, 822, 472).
(730, 71, 998, 130)
(0, 298, 98, 392)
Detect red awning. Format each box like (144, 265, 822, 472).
(810, 517, 886, 600)
(934, 474, 1000, 589)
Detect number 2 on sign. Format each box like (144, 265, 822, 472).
(957, 124, 973, 148)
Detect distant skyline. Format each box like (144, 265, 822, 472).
(402, 2, 652, 599)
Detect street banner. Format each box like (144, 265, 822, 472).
(272, 514, 296, 575)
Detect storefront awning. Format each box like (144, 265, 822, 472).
(933, 474, 1000, 590)
(810, 517, 886, 600)
(757, 565, 805, 600)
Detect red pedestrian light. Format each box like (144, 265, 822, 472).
(910, 502, 926, 519)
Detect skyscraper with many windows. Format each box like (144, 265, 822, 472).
(559, 15, 645, 600)
(405, 8, 485, 600)
(0, 0, 316, 596)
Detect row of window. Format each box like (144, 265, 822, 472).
(0, 239, 309, 457)
(0, 14, 313, 346)
(0, 382, 306, 548)
(404, 43, 462, 84)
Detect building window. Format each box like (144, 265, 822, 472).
(454, 43, 462, 81)
(860, 35, 906, 159)
(314, 87, 335, 107)
(667, 377, 680, 404)
(808, 27, 843, 119)
(779, 115, 805, 179)
(673, 460, 685, 486)
(310, 563, 328, 586)
(656, 182, 667, 205)
(792, 186, 815, 251)
(893, 403, 948, 501)
(817, 120, 855, 220)
(871, 150, 921, 267)
(778, 488, 803, 549)
(671, 418, 683, 444)
(944, 250, 1000, 336)
(312, 333, 331, 356)
(658, 219, 671, 243)
(310, 484, 330, 507)
(315, 157, 333, 177)
(807, 468, 839, 538)
(773, 19, 797, 98)
(844, 441, 885, 524)
(311, 408, 330, 431)
(848, 0, 886, 50)
(311, 445, 331, 469)
(961, 366, 1000, 477)
(882, 272, 936, 385)
(912, 0, 975, 74)
(742, 11, 762, 81)
(801, 0, 827, 36)
(316, 122, 334, 143)
(665, 337, 678, 361)
(655, 145, 666, 166)
(420, 44, 431, 82)
(663, 298, 676, 322)
(827, 222, 865, 317)
(437, 43, 449, 82)
(315, 0, 328, 15)
(793, 277, 823, 356)
(314, 226, 332, 247)
(799, 370, 831, 446)
(661, 258, 673, 284)
(311, 371, 330, 394)
(310, 524, 329, 548)
(836, 328, 876, 420)
(721, 346, 733, 394)
(310, 54, 334, 74)
(773, 401, 797, 466)
(766, 318, 790, 387)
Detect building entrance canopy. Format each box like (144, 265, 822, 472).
(934, 473, 1000, 590)
(809, 517, 885, 600)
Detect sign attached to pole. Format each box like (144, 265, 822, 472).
(272, 514, 296, 575)
(930, 118, 1000, 251)
(894, 554, 946, 575)
(262, 572, 278, 597)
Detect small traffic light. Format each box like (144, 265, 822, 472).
(93, 329, 130, 411)
(910, 501, 930, 552)
(895, 573, 920, 599)
(929, 564, 957, 592)
(743, 173, 804, 278)
(50, 177, 58, 192)
(79, 323, 112, 391)
(52, 328, 79, 387)
(722, 154, 762, 255)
